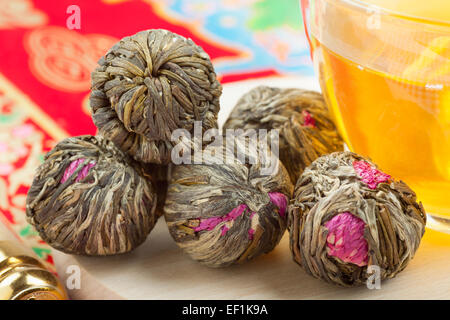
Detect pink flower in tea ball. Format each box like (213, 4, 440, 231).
(302, 110, 316, 128)
(325, 212, 368, 267)
(353, 160, 390, 189)
(61, 158, 96, 184)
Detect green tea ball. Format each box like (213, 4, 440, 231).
(26, 135, 158, 256)
(90, 29, 222, 164)
(164, 138, 293, 267)
(288, 151, 426, 286)
(224, 86, 344, 184)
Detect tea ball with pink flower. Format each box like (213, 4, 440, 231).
(164, 135, 293, 267)
(224, 86, 344, 185)
(288, 151, 426, 286)
(26, 135, 158, 256)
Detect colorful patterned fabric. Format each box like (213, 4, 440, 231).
(0, 0, 312, 269)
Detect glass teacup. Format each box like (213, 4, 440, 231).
(301, 0, 450, 232)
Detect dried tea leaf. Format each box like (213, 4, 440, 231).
(139, 163, 170, 217)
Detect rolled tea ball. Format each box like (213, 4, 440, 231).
(26, 135, 158, 256)
(224, 86, 344, 184)
(90, 29, 222, 164)
(164, 137, 293, 267)
(288, 151, 426, 286)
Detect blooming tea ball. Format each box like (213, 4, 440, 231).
(90, 29, 222, 164)
(288, 151, 426, 286)
(26, 135, 158, 256)
(164, 138, 293, 267)
(224, 86, 344, 184)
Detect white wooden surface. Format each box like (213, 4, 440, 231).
(53, 77, 450, 300)
(54, 219, 450, 300)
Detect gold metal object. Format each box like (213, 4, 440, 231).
(0, 240, 68, 300)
